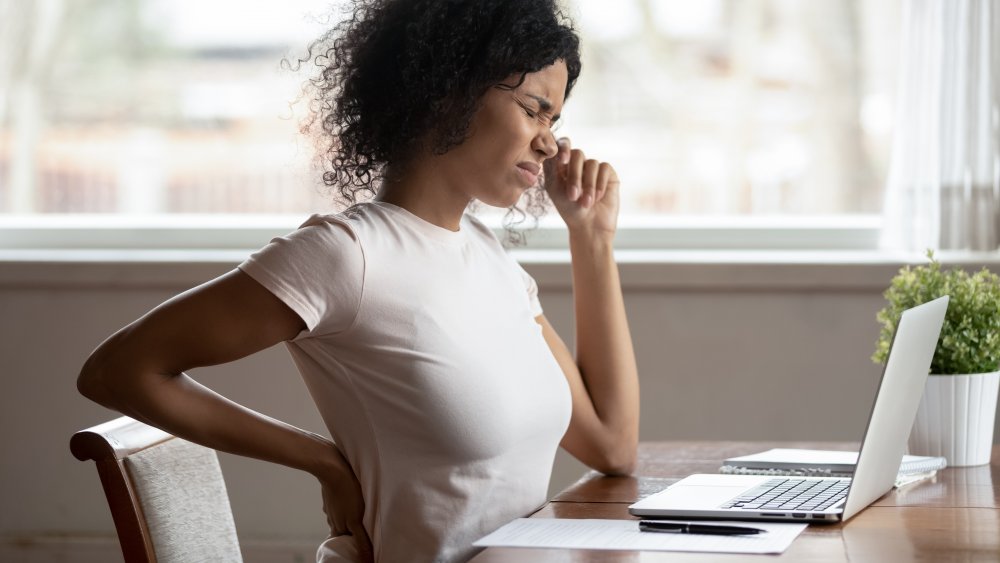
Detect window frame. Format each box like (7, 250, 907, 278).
(0, 213, 882, 252)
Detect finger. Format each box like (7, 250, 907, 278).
(544, 138, 572, 192)
(557, 137, 572, 165)
(542, 144, 562, 188)
(329, 515, 348, 536)
(349, 521, 374, 561)
(595, 162, 614, 204)
(565, 149, 586, 201)
(556, 140, 571, 183)
(580, 159, 599, 208)
(328, 503, 349, 529)
(323, 505, 334, 529)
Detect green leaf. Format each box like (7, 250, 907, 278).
(872, 252, 1000, 374)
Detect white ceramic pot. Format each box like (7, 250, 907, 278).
(908, 371, 1000, 466)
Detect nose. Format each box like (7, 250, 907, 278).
(533, 129, 558, 159)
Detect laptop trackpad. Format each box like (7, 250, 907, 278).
(637, 474, 765, 509)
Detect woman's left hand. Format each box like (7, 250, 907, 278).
(542, 137, 620, 238)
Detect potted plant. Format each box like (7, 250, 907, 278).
(873, 251, 1000, 466)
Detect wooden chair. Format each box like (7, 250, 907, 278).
(70, 416, 243, 562)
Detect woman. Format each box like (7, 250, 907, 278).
(76, 0, 639, 561)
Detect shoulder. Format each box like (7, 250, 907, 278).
(292, 214, 356, 243)
(463, 213, 503, 247)
(242, 209, 368, 275)
(291, 202, 404, 248)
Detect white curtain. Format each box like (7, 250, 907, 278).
(881, 0, 1000, 252)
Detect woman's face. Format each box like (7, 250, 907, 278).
(437, 61, 568, 208)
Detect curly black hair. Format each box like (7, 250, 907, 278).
(297, 0, 581, 244)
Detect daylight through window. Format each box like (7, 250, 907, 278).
(0, 0, 899, 220)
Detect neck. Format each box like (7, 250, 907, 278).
(375, 157, 470, 232)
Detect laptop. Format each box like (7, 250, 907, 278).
(629, 296, 949, 524)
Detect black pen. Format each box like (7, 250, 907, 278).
(639, 521, 766, 536)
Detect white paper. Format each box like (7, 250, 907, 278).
(474, 518, 808, 554)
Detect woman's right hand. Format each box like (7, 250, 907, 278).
(317, 446, 373, 562)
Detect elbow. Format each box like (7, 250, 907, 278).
(595, 441, 638, 477)
(77, 352, 113, 406)
(77, 330, 130, 407)
(604, 453, 638, 478)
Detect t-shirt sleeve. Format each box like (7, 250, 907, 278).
(238, 214, 365, 340)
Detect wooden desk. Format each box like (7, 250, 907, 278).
(471, 442, 1000, 562)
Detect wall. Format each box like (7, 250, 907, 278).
(2, 253, 998, 561)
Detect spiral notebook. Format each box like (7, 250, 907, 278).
(720, 448, 947, 481)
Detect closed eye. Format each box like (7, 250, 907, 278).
(516, 100, 556, 128)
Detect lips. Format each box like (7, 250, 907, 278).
(516, 162, 541, 185)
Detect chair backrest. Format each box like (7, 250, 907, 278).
(70, 416, 243, 563)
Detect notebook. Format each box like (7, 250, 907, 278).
(629, 296, 949, 524)
(719, 448, 947, 478)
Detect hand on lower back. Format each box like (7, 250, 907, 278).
(318, 447, 372, 562)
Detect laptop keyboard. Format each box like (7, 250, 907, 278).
(719, 478, 850, 511)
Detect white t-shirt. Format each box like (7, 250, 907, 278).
(238, 201, 572, 563)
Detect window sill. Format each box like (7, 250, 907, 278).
(0, 214, 880, 251)
(1, 248, 996, 291)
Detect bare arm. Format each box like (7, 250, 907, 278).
(77, 269, 372, 554)
(541, 138, 640, 475)
(537, 235, 639, 475)
(77, 269, 338, 473)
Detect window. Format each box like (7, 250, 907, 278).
(0, 0, 899, 249)
(1, 0, 332, 216)
(564, 0, 899, 216)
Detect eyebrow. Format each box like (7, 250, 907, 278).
(525, 94, 560, 122)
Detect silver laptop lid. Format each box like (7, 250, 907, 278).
(841, 296, 948, 520)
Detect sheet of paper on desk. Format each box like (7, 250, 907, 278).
(474, 518, 808, 554)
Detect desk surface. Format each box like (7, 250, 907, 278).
(471, 441, 1000, 562)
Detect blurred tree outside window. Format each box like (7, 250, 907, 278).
(0, 0, 899, 220)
